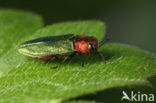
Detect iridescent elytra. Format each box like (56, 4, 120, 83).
(18, 34, 105, 68)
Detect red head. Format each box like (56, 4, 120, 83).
(74, 35, 98, 54)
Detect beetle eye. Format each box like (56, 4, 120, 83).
(88, 44, 92, 49)
(92, 45, 95, 49)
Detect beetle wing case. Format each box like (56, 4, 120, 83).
(18, 34, 75, 58)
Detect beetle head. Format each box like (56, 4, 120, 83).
(74, 35, 98, 54)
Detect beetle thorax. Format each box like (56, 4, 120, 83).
(74, 35, 98, 54)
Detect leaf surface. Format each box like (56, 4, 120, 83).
(0, 10, 43, 75)
(0, 20, 156, 103)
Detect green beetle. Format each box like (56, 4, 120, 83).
(18, 34, 105, 68)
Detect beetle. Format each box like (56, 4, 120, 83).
(18, 34, 106, 68)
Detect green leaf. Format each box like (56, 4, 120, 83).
(0, 20, 156, 103)
(0, 9, 43, 55)
(65, 100, 96, 103)
(0, 10, 43, 76)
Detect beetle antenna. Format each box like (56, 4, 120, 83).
(98, 36, 109, 47)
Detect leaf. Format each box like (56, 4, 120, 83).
(74, 77, 156, 103)
(65, 100, 95, 103)
(0, 20, 156, 103)
(0, 10, 43, 76)
(0, 9, 43, 55)
(0, 20, 105, 74)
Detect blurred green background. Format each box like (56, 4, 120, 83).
(0, 0, 155, 53)
(0, 0, 156, 102)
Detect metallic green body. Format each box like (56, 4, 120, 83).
(18, 34, 75, 58)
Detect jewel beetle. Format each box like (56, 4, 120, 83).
(18, 34, 105, 68)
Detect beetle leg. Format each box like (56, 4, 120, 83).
(51, 66, 59, 69)
(76, 53, 84, 67)
(54, 56, 59, 60)
(51, 53, 77, 69)
(51, 56, 70, 69)
(97, 52, 106, 64)
(81, 59, 84, 67)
